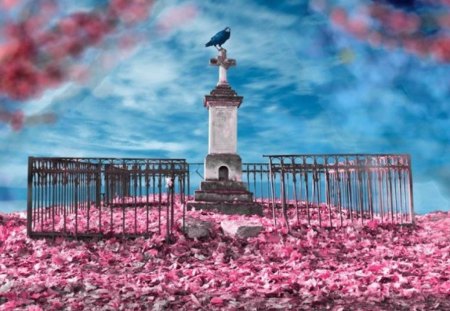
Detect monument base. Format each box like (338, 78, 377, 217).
(188, 180, 263, 216)
(187, 201, 263, 216)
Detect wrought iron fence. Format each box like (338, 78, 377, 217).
(242, 163, 271, 204)
(27, 157, 188, 240)
(264, 154, 415, 229)
(27, 155, 415, 239)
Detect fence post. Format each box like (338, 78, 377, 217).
(27, 157, 33, 237)
(407, 155, 415, 224)
(96, 161, 102, 232)
(280, 158, 290, 232)
(268, 157, 277, 226)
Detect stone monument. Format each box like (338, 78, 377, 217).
(188, 48, 262, 215)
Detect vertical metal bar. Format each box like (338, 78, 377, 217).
(187, 164, 190, 199)
(27, 157, 33, 237)
(259, 165, 263, 203)
(80, 166, 84, 214)
(368, 169, 374, 220)
(145, 164, 150, 235)
(52, 167, 56, 232)
(110, 170, 114, 233)
(59, 162, 62, 217)
(171, 176, 175, 235)
(44, 161, 48, 221)
(304, 157, 311, 225)
(407, 155, 415, 224)
(377, 164, 384, 222)
(313, 157, 321, 227)
(39, 165, 43, 231)
(292, 165, 299, 225)
(401, 169, 408, 223)
(253, 164, 257, 203)
(87, 171, 91, 231)
(134, 165, 138, 235)
(357, 156, 364, 225)
(182, 167, 187, 233)
(325, 157, 332, 228)
(246, 164, 250, 190)
(398, 168, 404, 224)
(387, 159, 394, 223)
(166, 177, 170, 242)
(139, 163, 143, 203)
(280, 158, 289, 232)
(266, 165, 271, 205)
(33, 165, 37, 230)
(158, 169, 162, 235)
(393, 167, 400, 224)
(97, 162, 102, 233)
(286, 171, 290, 206)
(122, 163, 126, 236)
(153, 164, 156, 203)
(337, 170, 343, 227)
(346, 169, 353, 222)
(75, 173, 79, 237)
(269, 157, 277, 226)
(63, 163, 67, 234)
(299, 164, 303, 214)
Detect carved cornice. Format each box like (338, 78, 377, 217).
(204, 84, 243, 108)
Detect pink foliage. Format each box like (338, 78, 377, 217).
(0, 0, 154, 131)
(0, 207, 449, 309)
(327, 3, 450, 63)
(0, 0, 155, 101)
(156, 4, 198, 34)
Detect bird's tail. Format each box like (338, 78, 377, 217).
(205, 41, 213, 47)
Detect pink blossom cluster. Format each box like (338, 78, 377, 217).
(0, 0, 154, 101)
(0, 205, 449, 310)
(312, 1, 450, 62)
(0, 0, 154, 131)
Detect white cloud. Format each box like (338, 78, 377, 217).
(23, 83, 74, 115)
(126, 140, 190, 152)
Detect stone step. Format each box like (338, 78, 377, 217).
(200, 180, 248, 191)
(194, 190, 253, 202)
(187, 201, 263, 216)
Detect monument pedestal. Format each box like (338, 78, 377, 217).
(188, 180, 262, 215)
(187, 201, 263, 216)
(189, 48, 262, 216)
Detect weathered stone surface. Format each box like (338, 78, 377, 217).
(187, 201, 263, 216)
(208, 106, 237, 154)
(204, 153, 242, 181)
(194, 190, 253, 202)
(204, 84, 243, 108)
(200, 180, 248, 191)
(179, 217, 212, 239)
(220, 219, 263, 239)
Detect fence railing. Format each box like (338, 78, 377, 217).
(264, 154, 415, 229)
(27, 155, 415, 239)
(242, 163, 271, 204)
(27, 157, 188, 240)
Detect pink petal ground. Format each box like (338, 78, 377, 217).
(0, 206, 449, 310)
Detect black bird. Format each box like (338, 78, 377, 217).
(205, 27, 231, 49)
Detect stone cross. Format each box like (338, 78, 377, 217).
(209, 48, 236, 86)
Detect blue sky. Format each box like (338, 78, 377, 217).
(0, 0, 449, 214)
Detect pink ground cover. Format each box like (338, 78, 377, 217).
(0, 204, 449, 310)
